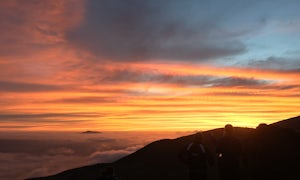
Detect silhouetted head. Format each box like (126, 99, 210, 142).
(224, 124, 234, 136)
(256, 123, 268, 130)
(193, 132, 203, 143)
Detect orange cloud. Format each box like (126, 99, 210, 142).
(0, 1, 299, 131)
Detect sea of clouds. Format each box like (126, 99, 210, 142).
(0, 131, 187, 180)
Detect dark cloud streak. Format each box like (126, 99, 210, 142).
(210, 76, 269, 87)
(0, 112, 104, 124)
(48, 96, 117, 104)
(100, 68, 270, 88)
(0, 81, 63, 92)
(68, 0, 247, 61)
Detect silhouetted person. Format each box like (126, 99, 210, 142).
(98, 166, 119, 180)
(217, 124, 241, 180)
(179, 132, 211, 180)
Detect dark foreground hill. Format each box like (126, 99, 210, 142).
(29, 117, 300, 180)
(272, 115, 300, 132)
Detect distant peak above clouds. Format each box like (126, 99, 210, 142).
(81, 131, 102, 134)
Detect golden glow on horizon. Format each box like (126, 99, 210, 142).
(2, 62, 300, 131)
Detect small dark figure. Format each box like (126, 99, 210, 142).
(179, 132, 210, 180)
(216, 124, 241, 180)
(98, 166, 119, 180)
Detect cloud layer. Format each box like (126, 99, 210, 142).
(0, 131, 180, 180)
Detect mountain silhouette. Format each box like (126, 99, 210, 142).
(271, 115, 300, 132)
(244, 123, 300, 180)
(28, 116, 300, 180)
(81, 131, 102, 134)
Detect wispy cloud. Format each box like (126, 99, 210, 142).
(246, 56, 300, 71)
(0, 81, 63, 92)
(48, 96, 118, 104)
(100, 68, 271, 88)
(0, 112, 101, 121)
(0, 0, 84, 58)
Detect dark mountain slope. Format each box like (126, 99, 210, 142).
(272, 115, 300, 132)
(28, 116, 300, 180)
(29, 128, 253, 180)
(28, 164, 110, 180)
(245, 124, 300, 180)
(114, 128, 253, 180)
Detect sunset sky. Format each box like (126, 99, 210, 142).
(1, 0, 300, 131)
